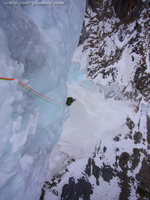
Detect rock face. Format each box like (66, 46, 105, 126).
(89, 0, 147, 23)
(61, 177, 93, 200)
(84, 0, 150, 102)
(42, 0, 150, 199)
(112, 0, 145, 23)
(147, 115, 150, 145)
(136, 158, 150, 199)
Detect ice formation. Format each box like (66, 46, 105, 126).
(0, 0, 86, 199)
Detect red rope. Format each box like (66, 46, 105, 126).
(0, 77, 65, 105)
(18, 81, 65, 105)
(0, 77, 15, 80)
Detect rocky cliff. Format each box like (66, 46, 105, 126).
(42, 1, 150, 199)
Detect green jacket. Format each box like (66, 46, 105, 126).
(66, 97, 74, 106)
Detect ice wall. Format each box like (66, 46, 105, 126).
(0, 0, 86, 199)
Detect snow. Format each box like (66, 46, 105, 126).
(63, 56, 135, 153)
(45, 14, 150, 196)
(45, 43, 146, 199)
(0, 0, 86, 199)
(91, 177, 121, 200)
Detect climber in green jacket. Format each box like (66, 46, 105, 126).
(66, 97, 76, 106)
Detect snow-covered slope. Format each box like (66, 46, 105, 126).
(43, 1, 150, 199)
(0, 1, 86, 200)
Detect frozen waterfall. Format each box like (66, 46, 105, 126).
(0, 0, 86, 199)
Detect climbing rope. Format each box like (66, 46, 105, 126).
(0, 77, 65, 107)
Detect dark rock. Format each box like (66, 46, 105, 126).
(79, 21, 89, 45)
(61, 177, 93, 200)
(101, 164, 115, 182)
(65, 168, 69, 172)
(117, 149, 141, 199)
(88, 0, 103, 9)
(88, 0, 114, 20)
(136, 187, 150, 199)
(85, 158, 100, 185)
(103, 146, 107, 153)
(117, 171, 131, 200)
(134, 22, 142, 33)
(117, 28, 126, 42)
(85, 158, 92, 176)
(119, 152, 130, 170)
(116, 155, 120, 162)
(52, 189, 58, 196)
(147, 115, 150, 144)
(133, 132, 142, 144)
(113, 136, 120, 142)
(87, 46, 123, 80)
(112, 0, 145, 24)
(39, 187, 45, 200)
(124, 133, 132, 140)
(134, 66, 150, 102)
(115, 147, 120, 152)
(136, 158, 150, 198)
(99, 48, 105, 57)
(126, 117, 135, 131)
(131, 148, 141, 170)
(91, 159, 100, 185)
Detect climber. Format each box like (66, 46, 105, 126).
(66, 97, 76, 106)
